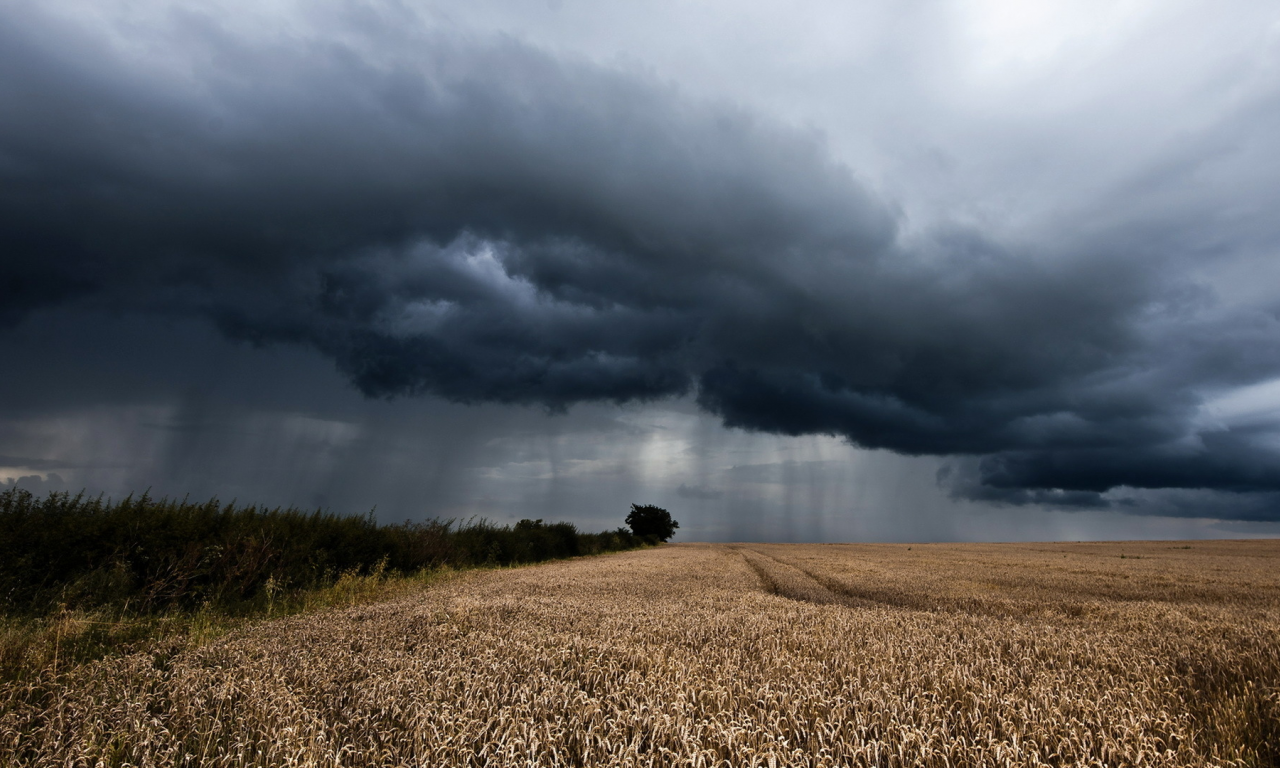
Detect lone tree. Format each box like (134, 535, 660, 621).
(626, 504, 679, 542)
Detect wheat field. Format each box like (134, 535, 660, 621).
(3, 541, 1278, 767)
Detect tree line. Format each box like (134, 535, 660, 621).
(0, 488, 677, 618)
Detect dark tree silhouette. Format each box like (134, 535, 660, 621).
(626, 504, 679, 542)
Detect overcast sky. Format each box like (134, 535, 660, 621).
(4, 0, 1280, 540)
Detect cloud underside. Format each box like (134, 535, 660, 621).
(3, 4, 1280, 516)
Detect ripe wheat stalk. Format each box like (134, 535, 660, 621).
(2, 540, 1277, 766)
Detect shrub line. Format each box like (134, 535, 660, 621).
(0, 487, 655, 682)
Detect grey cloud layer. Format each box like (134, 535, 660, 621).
(3, 3, 1280, 515)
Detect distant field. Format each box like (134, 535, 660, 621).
(3, 541, 1278, 766)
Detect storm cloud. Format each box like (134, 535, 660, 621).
(4, 0, 1280, 518)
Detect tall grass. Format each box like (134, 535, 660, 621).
(0, 487, 647, 680)
(0, 487, 644, 617)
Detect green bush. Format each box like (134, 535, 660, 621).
(0, 488, 646, 617)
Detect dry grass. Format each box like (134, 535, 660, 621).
(2, 540, 1278, 767)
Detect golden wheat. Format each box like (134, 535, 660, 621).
(2, 540, 1278, 766)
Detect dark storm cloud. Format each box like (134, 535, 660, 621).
(3, 2, 1280, 516)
